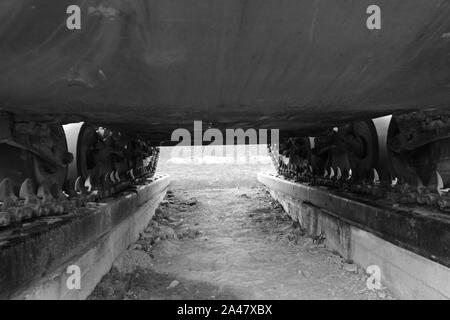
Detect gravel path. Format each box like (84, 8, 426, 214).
(89, 147, 394, 300)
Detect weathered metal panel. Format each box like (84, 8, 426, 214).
(1, 1, 450, 136)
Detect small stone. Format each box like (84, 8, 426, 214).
(130, 244, 142, 251)
(302, 238, 313, 248)
(167, 280, 180, 289)
(106, 287, 115, 297)
(342, 263, 358, 273)
(358, 267, 365, 275)
(165, 216, 177, 223)
(377, 292, 386, 299)
(329, 256, 342, 264)
(187, 198, 197, 205)
(144, 226, 153, 233)
(141, 233, 154, 240)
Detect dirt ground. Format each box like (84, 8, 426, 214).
(89, 147, 394, 300)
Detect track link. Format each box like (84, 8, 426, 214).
(0, 121, 161, 228)
(268, 111, 450, 213)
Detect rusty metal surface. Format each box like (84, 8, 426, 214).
(1, 1, 450, 138)
(258, 173, 450, 268)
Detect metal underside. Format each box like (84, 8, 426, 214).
(1, 1, 450, 140)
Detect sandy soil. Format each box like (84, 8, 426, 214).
(89, 147, 394, 300)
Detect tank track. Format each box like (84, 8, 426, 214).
(0, 145, 160, 228)
(268, 141, 450, 214)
